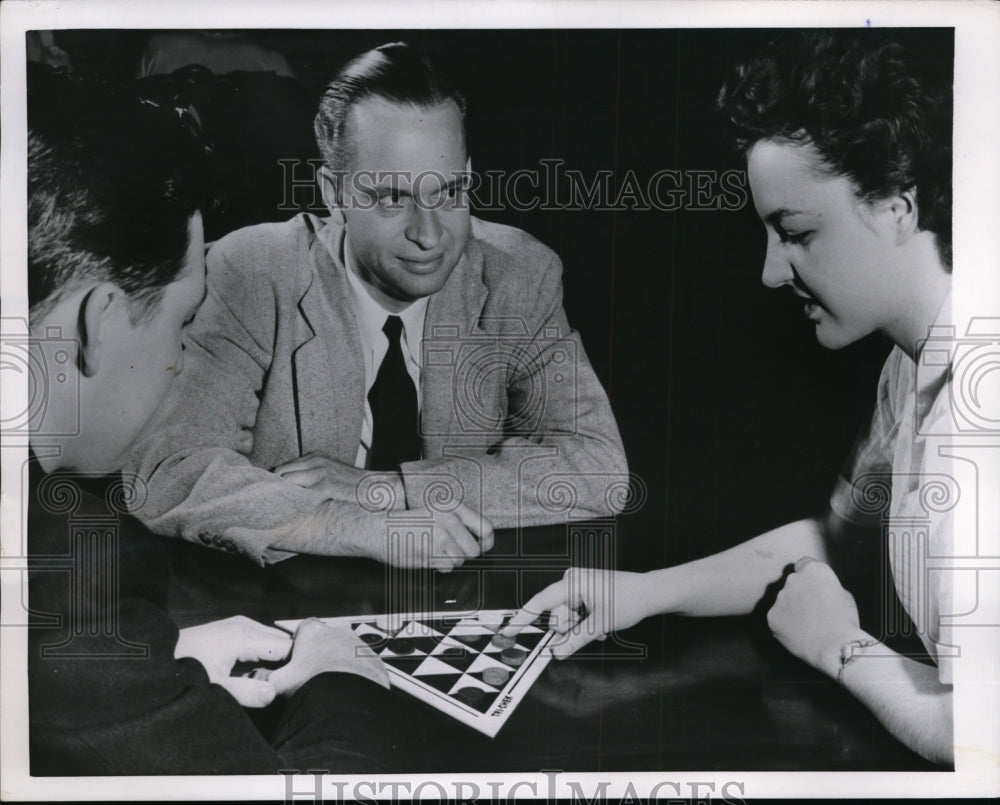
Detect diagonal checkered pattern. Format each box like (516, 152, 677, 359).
(349, 610, 552, 728)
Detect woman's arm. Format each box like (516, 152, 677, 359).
(767, 557, 952, 765)
(505, 517, 829, 655)
(644, 516, 828, 617)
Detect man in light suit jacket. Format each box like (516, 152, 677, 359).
(127, 42, 628, 568)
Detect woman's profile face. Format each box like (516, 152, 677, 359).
(747, 138, 905, 350)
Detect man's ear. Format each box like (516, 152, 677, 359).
(77, 282, 122, 378)
(888, 187, 919, 245)
(317, 165, 346, 226)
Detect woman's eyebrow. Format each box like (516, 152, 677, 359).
(764, 207, 806, 226)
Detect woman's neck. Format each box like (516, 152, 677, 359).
(882, 241, 952, 360)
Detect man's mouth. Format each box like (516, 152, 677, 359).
(399, 254, 443, 271)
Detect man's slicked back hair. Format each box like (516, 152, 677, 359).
(314, 42, 466, 175)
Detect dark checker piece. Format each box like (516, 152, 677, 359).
(359, 632, 384, 646)
(500, 647, 526, 667)
(454, 686, 489, 712)
(390, 638, 416, 654)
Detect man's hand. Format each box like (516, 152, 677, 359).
(263, 618, 390, 697)
(270, 485, 494, 570)
(174, 615, 292, 708)
(367, 503, 495, 572)
(501, 568, 654, 658)
(766, 557, 867, 678)
(274, 452, 402, 506)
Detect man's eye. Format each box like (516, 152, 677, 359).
(378, 191, 409, 210)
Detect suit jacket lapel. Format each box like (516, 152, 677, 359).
(422, 244, 489, 445)
(293, 218, 365, 462)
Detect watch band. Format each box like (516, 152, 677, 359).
(837, 637, 880, 685)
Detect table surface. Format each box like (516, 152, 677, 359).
(164, 521, 936, 772)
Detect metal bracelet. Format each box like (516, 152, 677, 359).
(837, 637, 879, 685)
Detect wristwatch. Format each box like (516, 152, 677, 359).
(837, 637, 880, 685)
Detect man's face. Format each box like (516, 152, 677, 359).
(73, 213, 207, 473)
(747, 139, 902, 350)
(338, 97, 471, 311)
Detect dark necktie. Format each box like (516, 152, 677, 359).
(367, 315, 421, 471)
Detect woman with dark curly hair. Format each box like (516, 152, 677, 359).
(505, 30, 956, 766)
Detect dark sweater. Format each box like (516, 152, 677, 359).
(27, 457, 285, 775)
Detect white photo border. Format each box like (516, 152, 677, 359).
(2, 0, 998, 800)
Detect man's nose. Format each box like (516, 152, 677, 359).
(406, 205, 442, 250)
(761, 240, 794, 289)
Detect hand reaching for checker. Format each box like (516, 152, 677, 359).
(502, 568, 654, 658)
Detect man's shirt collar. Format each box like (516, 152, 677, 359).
(343, 233, 428, 355)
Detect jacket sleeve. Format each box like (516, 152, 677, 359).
(400, 251, 630, 528)
(124, 231, 335, 565)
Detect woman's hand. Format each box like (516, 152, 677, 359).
(501, 568, 655, 658)
(766, 557, 868, 678)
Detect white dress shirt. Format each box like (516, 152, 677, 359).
(343, 236, 428, 469)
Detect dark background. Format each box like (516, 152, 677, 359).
(43, 28, 953, 573)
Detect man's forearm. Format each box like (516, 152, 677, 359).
(268, 500, 378, 558)
(399, 436, 628, 529)
(638, 517, 828, 618)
